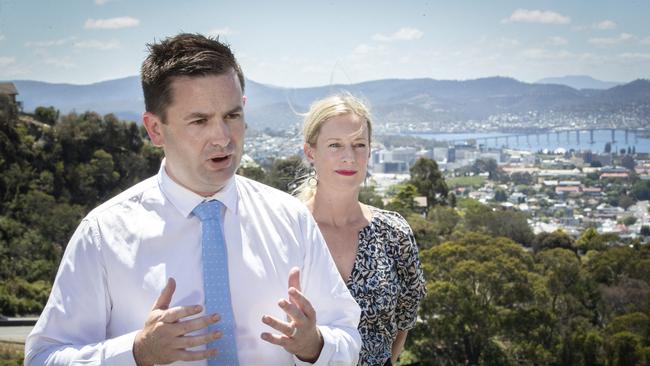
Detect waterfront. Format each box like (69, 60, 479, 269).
(413, 129, 650, 154)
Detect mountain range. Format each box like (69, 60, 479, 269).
(535, 75, 622, 90)
(8, 75, 650, 131)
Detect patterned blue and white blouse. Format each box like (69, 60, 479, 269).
(346, 206, 426, 366)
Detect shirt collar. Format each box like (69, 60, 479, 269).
(158, 158, 239, 218)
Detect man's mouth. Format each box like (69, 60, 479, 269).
(210, 155, 230, 163)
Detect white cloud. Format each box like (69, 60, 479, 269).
(594, 20, 617, 30)
(589, 33, 635, 46)
(502, 9, 571, 25)
(0, 34, 5, 42)
(372, 27, 423, 42)
(44, 56, 76, 69)
(641, 37, 650, 45)
(0, 56, 15, 67)
(25, 37, 76, 48)
(95, 0, 111, 4)
(84, 17, 139, 29)
(619, 53, 650, 61)
(493, 37, 520, 48)
(207, 27, 236, 37)
(522, 49, 600, 64)
(353, 44, 378, 55)
(74, 39, 120, 50)
(547, 36, 568, 46)
(523, 48, 573, 60)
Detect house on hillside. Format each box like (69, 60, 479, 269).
(0, 82, 20, 119)
(0, 82, 18, 104)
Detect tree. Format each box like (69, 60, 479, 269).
(641, 225, 650, 237)
(410, 232, 542, 365)
(358, 185, 384, 208)
(237, 165, 266, 184)
(472, 158, 499, 180)
(385, 183, 419, 217)
(618, 194, 635, 210)
(632, 180, 650, 201)
(408, 157, 448, 208)
(447, 191, 457, 207)
(494, 188, 507, 202)
(34, 106, 59, 126)
(621, 155, 636, 170)
(532, 230, 576, 253)
(265, 155, 304, 192)
(605, 142, 612, 154)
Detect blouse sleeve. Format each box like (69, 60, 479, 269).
(393, 215, 426, 331)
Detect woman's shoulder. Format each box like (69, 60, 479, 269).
(366, 205, 412, 235)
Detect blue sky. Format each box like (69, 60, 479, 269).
(1, 0, 649, 87)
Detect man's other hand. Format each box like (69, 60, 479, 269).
(133, 278, 222, 366)
(260, 267, 324, 363)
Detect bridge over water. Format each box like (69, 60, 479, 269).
(436, 128, 642, 148)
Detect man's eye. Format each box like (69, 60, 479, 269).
(191, 119, 206, 125)
(226, 113, 241, 120)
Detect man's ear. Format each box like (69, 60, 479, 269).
(304, 143, 315, 163)
(143, 112, 165, 147)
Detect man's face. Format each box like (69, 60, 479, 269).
(144, 70, 246, 196)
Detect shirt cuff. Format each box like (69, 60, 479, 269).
(103, 330, 139, 366)
(294, 326, 335, 366)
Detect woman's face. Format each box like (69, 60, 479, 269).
(305, 113, 370, 192)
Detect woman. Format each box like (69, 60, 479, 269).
(296, 94, 426, 366)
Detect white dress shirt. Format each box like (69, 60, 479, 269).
(25, 161, 361, 366)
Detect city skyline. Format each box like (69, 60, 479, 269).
(1, 0, 649, 87)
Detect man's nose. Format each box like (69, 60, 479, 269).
(208, 119, 231, 148)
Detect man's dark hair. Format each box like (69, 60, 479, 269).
(141, 33, 245, 122)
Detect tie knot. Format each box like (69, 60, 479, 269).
(192, 200, 224, 222)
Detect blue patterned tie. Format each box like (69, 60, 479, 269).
(193, 200, 239, 365)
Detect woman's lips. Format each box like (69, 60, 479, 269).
(335, 170, 357, 176)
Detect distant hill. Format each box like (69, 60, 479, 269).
(7, 76, 650, 131)
(536, 75, 622, 90)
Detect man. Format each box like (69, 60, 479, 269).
(25, 33, 361, 365)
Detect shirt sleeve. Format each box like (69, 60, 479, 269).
(24, 218, 138, 366)
(294, 210, 362, 366)
(395, 218, 426, 331)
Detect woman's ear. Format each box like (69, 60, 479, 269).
(304, 143, 315, 163)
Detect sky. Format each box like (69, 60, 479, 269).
(1, 0, 649, 87)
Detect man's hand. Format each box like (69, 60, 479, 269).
(133, 278, 222, 366)
(260, 267, 324, 363)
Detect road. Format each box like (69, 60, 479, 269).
(0, 326, 33, 343)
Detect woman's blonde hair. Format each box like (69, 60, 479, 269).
(294, 93, 372, 202)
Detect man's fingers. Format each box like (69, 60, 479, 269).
(278, 299, 307, 324)
(261, 315, 294, 336)
(176, 348, 218, 362)
(288, 288, 316, 319)
(152, 277, 176, 310)
(173, 313, 220, 336)
(161, 304, 203, 324)
(177, 330, 222, 349)
(260, 332, 289, 346)
(287, 267, 301, 293)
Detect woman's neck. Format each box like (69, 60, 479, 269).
(308, 186, 368, 228)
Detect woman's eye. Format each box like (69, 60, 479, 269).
(328, 143, 341, 148)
